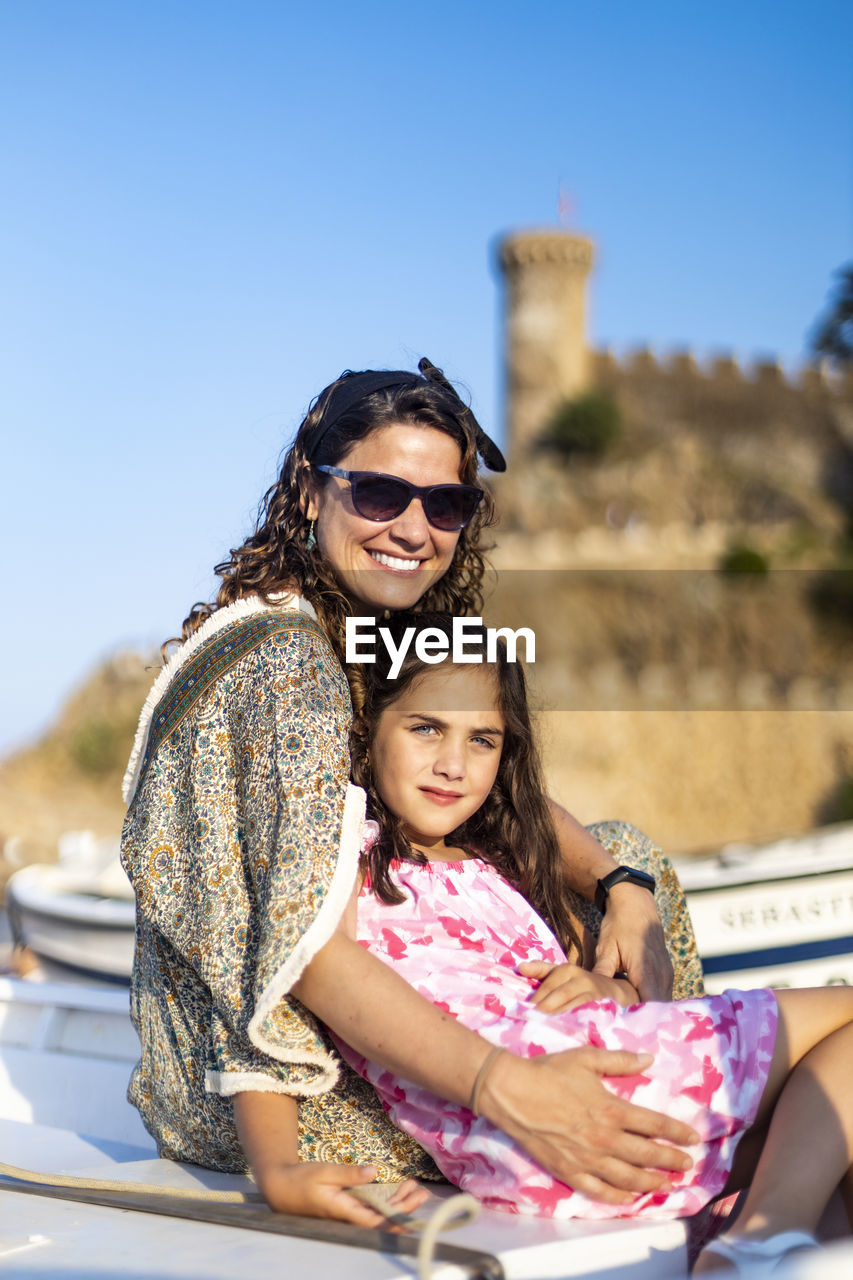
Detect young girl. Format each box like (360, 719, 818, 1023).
(337, 612, 853, 1273)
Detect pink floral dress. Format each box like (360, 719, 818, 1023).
(331, 853, 778, 1220)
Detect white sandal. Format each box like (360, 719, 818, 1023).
(698, 1231, 819, 1277)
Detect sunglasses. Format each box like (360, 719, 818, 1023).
(314, 465, 483, 531)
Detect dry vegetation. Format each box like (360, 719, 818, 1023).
(0, 652, 155, 884)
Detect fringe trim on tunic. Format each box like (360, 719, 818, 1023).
(122, 593, 315, 804)
(241, 781, 366, 1095)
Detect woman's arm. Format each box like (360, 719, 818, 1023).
(293, 930, 697, 1206)
(547, 799, 674, 1001)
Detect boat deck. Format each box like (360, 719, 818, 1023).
(3, 916, 853, 1277)
(0, 976, 696, 1278)
(0, 1115, 693, 1279)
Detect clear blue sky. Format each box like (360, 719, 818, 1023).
(1, 0, 851, 756)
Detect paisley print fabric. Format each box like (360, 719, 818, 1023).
(121, 597, 439, 1180)
(334, 857, 777, 1219)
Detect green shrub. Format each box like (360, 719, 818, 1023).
(718, 544, 770, 576)
(540, 391, 622, 459)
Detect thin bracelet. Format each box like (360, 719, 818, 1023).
(469, 1045, 504, 1117)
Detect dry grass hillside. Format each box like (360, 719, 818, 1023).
(0, 652, 154, 884)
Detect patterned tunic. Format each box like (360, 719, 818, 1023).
(334, 857, 777, 1218)
(121, 595, 438, 1178)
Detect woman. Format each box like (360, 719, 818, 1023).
(121, 358, 700, 1223)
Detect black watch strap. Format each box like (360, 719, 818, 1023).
(594, 866, 656, 915)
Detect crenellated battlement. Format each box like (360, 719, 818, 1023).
(590, 346, 853, 399)
(497, 228, 853, 460)
(500, 229, 595, 272)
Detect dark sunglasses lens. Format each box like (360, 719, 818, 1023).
(351, 475, 409, 521)
(350, 474, 482, 530)
(424, 487, 482, 531)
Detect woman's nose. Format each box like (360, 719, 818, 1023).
(389, 497, 430, 546)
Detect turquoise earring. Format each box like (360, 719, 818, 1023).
(306, 520, 316, 551)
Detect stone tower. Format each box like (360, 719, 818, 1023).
(498, 230, 595, 459)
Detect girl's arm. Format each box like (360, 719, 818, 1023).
(293, 928, 698, 1206)
(233, 1091, 426, 1224)
(520, 960, 640, 1012)
(547, 798, 674, 1001)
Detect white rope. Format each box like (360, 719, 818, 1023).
(416, 1193, 481, 1280)
(0, 1158, 258, 1202)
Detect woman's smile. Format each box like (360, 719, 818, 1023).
(367, 549, 425, 574)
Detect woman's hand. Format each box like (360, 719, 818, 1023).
(545, 800, 674, 1001)
(520, 960, 639, 1012)
(479, 1047, 698, 1206)
(592, 882, 673, 1001)
(257, 1162, 428, 1227)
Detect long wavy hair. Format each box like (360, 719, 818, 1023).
(172, 364, 496, 660)
(350, 613, 585, 962)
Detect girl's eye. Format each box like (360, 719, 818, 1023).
(471, 735, 498, 749)
(411, 723, 438, 737)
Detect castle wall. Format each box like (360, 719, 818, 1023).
(497, 228, 853, 465)
(493, 229, 853, 851)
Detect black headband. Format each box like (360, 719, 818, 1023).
(306, 361, 506, 472)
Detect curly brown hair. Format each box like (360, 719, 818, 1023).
(172, 362, 497, 662)
(349, 613, 585, 963)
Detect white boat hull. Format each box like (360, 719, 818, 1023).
(5, 863, 135, 982)
(2, 972, 853, 1274)
(676, 823, 853, 994)
(8, 824, 853, 997)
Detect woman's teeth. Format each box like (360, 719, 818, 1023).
(369, 551, 422, 572)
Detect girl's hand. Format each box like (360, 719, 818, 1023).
(232, 1091, 427, 1227)
(297, 933, 696, 1203)
(520, 961, 640, 1013)
(257, 1161, 428, 1227)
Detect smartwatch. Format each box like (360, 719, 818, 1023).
(594, 866, 656, 915)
